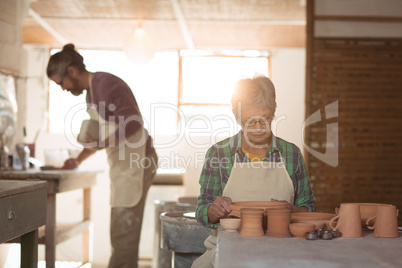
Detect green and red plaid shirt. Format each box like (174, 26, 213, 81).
(196, 131, 316, 229)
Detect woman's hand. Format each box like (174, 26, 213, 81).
(207, 196, 232, 224)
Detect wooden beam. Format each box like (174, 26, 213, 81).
(170, 0, 195, 49)
(304, 0, 314, 166)
(28, 8, 68, 44)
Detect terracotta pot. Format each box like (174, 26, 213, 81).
(291, 220, 325, 230)
(266, 209, 291, 237)
(289, 223, 315, 238)
(239, 208, 265, 237)
(220, 218, 241, 232)
(336, 203, 393, 227)
(229, 201, 287, 218)
(329, 203, 362, 238)
(291, 212, 335, 222)
(229, 201, 287, 232)
(366, 205, 399, 238)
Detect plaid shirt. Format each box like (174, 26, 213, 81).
(196, 131, 316, 229)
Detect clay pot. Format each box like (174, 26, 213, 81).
(329, 203, 362, 238)
(229, 201, 287, 218)
(336, 203, 392, 227)
(229, 201, 287, 232)
(239, 208, 265, 237)
(266, 209, 291, 237)
(291, 212, 335, 222)
(220, 218, 241, 232)
(366, 205, 399, 238)
(289, 223, 315, 238)
(229, 201, 286, 218)
(291, 220, 325, 230)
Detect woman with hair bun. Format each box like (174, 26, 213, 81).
(47, 43, 158, 268)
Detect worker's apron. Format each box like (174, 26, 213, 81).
(191, 152, 294, 268)
(88, 74, 146, 207)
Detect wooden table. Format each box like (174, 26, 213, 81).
(0, 180, 47, 268)
(0, 169, 99, 268)
(216, 227, 402, 268)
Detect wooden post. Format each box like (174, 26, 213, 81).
(82, 188, 92, 263)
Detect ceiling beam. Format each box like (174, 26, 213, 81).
(28, 17, 306, 25)
(169, 0, 195, 49)
(28, 8, 68, 44)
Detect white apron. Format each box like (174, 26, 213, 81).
(192, 151, 295, 268)
(88, 74, 146, 207)
(223, 153, 294, 203)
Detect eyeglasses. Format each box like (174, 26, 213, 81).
(242, 117, 272, 128)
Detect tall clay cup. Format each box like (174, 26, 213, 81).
(329, 203, 362, 238)
(266, 208, 291, 237)
(240, 208, 265, 237)
(366, 205, 399, 238)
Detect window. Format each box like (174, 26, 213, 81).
(179, 50, 269, 138)
(48, 49, 269, 139)
(49, 49, 179, 135)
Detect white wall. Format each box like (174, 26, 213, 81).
(270, 48, 306, 151)
(315, 0, 402, 38)
(0, 0, 29, 266)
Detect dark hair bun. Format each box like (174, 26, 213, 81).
(63, 43, 76, 51)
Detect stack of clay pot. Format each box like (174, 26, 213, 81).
(239, 208, 265, 236)
(266, 207, 292, 237)
(229, 201, 287, 233)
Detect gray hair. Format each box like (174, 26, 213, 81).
(231, 75, 277, 119)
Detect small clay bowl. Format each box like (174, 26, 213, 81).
(220, 218, 241, 232)
(289, 223, 316, 238)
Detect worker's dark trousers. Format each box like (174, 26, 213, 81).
(108, 152, 158, 268)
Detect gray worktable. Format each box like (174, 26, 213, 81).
(0, 169, 100, 268)
(0, 180, 47, 268)
(216, 227, 402, 268)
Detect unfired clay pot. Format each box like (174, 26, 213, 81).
(230, 201, 287, 232)
(291, 220, 325, 230)
(291, 212, 336, 222)
(366, 204, 399, 238)
(266, 209, 292, 237)
(229, 201, 287, 218)
(329, 203, 362, 238)
(240, 208, 265, 237)
(335, 203, 392, 227)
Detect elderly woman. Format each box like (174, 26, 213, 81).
(192, 75, 316, 268)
